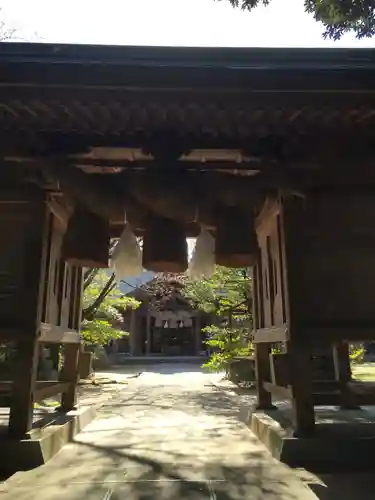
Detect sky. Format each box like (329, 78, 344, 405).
(2, 0, 375, 47)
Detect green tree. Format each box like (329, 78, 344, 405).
(220, 1, 375, 40)
(184, 266, 253, 371)
(82, 269, 140, 347)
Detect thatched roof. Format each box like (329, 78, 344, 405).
(139, 273, 191, 311)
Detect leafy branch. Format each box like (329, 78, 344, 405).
(219, 0, 375, 40)
(81, 269, 140, 347)
(183, 266, 252, 371)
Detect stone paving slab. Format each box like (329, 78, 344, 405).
(2, 479, 315, 500)
(0, 367, 318, 499)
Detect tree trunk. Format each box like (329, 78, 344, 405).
(83, 273, 116, 320)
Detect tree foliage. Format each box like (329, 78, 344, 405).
(220, 0, 375, 40)
(82, 269, 140, 346)
(184, 266, 253, 371)
(184, 266, 250, 314)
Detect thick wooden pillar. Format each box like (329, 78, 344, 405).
(254, 343, 274, 409)
(60, 266, 83, 411)
(252, 261, 274, 410)
(281, 199, 315, 436)
(69, 266, 84, 331)
(9, 339, 40, 439)
(5, 189, 50, 438)
(60, 343, 80, 411)
(332, 341, 356, 409)
(146, 311, 151, 355)
(254, 198, 316, 434)
(129, 309, 136, 356)
(253, 191, 375, 436)
(286, 341, 315, 436)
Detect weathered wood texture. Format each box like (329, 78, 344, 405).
(39, 323, 81, 344)
(60, 343, 80, 411)
(252, 325, 288, 343)
(253, 193, 375, 436)
(255, 200, 286, 330)
(0, 197, 47, 333)
(0, 184, 83, 438)
(42, 214, 64, 325)
(0, 187, 50, 438)
(284, 193, 375, 329)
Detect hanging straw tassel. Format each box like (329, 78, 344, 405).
(110, 215, 143, 281)
(188, 227, 215, 280)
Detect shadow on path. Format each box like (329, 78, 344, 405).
(1, 379, 314, 499)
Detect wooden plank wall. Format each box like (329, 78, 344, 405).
(255, 200, 286, 332)
(42, 214, 64, 325)
(0, 181, 84, 437)
(253, 193, 375, 334)
(41, 212, 83, 332)
(0, 193, 49, 338)
(284, 193, 375, 329)
(253, 193, 375, 435)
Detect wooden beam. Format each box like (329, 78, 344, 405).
(302, 326, 375, 342)
(0, 381, 71, 403)
(312, 380, 340, 391)
(0, 381, 12, 391)
(146, 311, 151, 356)
(47, 198, 71, 231)
(313, 385, 375, 406)
(253, 256, 275, 409)
(269, 353, 289, 386)
(72, 158, 266, 172)
(263, 382, 292, 399)
(39, 322, 81, 344)
(252, 324, 288, 343)
(255, 343, 272, 409)
(68, 266, 83, 339)
(60, 343, 80, 411)
(34, 381, 70, 402)
(0, 323, 81, 343)
(332, 342, 357, 409)
(313, 392, 341, 406)
(6, 138, 375, 174)
(129, 309, 137, 356)
(46, 162, 121, 220)
(255, 197, 281, 234)
(8, 192, 50, 439)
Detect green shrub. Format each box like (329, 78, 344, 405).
(349, 343, 364, 364)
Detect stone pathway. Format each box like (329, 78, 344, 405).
(0, 365, 318, 499)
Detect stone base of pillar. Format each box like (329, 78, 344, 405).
(250, 407, 375, 472)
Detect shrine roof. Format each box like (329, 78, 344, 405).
(1, 43, 375, 91)
(1, 43, 375, 172)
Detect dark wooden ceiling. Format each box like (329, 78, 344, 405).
(0, 44, 375, 163)
(1, 44, 375, 235)
(0, 43, 374, 191)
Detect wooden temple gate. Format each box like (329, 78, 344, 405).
(0, 43, 375, 443)
(0, 178, 83, 439)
